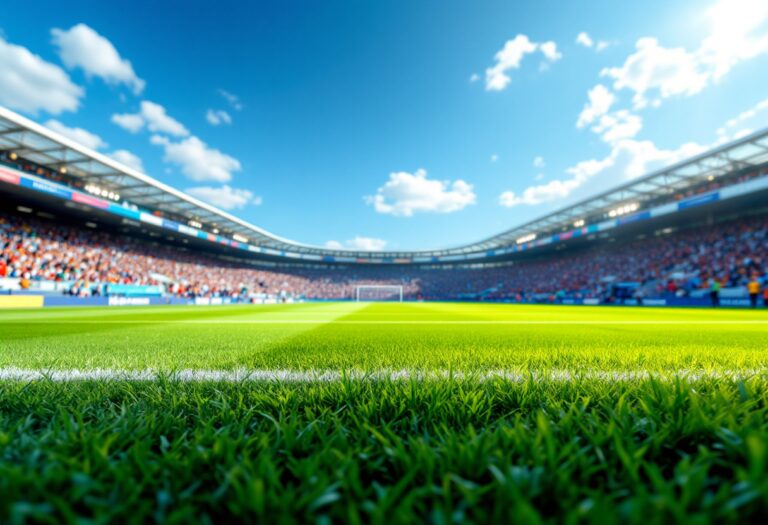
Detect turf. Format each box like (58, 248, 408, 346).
(0, 303, 767, 523)
(1, 302, 767, 372)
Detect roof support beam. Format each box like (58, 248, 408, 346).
(0, 127, 25, 137)
(6, 145, 70, 156)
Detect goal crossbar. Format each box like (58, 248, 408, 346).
(355, 285, 403, 302)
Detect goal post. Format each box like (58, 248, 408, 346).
(355, 285, 404, 302)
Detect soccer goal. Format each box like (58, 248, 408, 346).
(355, 285, 403, 302)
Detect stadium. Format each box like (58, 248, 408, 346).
(2, 2, 768, 523)
(3, 106, 768, 307)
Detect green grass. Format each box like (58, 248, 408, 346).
(1, 302, 767, 372)
(0, 303, 767, 523)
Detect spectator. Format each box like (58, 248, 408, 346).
(709, 278, 721, 307)
(748, 276, 761, 308)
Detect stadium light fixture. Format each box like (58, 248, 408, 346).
(60, 167, 67, 174)
(85, 184, 120, 202)
(188, 220, 203, 229)
(9, 152, 17, 160)
(233, 234, 249, 243)
(516, 233, 536, 245)
(607, 203, 639, 218)
(573, 219, 585, 228)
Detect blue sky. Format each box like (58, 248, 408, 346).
(1, 0, 768, 250)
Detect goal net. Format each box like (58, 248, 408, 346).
(355, 285, 403, 302)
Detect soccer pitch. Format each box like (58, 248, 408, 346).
(1, 303, 767, 523)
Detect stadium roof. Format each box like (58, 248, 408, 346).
(1, 105, 768, 261)
(472, 131, 768, 251)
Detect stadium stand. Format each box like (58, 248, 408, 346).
(2, 207, 766, 304)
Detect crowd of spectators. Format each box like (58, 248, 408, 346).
(1, 209, 767, 302)
(481, 215, 768, 302)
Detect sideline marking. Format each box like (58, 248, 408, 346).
(0, 367, 764, 383)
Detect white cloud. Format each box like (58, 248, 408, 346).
(732, 128, 754, 140)
(484, 35, 561, 91)
(500, 177, 585, 207)
(596, 41, 611, 52)
(152, 135, 241, 183)
(533, 156, 545, 168)
(111, 101, 189, 136)
(0, 35, 83, 114)
(325, 237, 387, 251)
(486, 35, 537, 91)
(601, 38, 708, 109)
(601, 0, 768, 109)
(365, 169, 476, 217)
(702, 0, 768, 79)
(576, 32, 594, 48)
(44, 119, 106, 150)
(539, 42, 562, 62)
(577, 84, 615, 127)
(109, 149, 144, 172)
(218, 89, 243, 111)
(490, 154, 499, 163)
(186, 185, 260, 210)
(717, 97, 768, 135)
(500, 138, 705, 208)
(139, 101, 188, 136)
(51, 24, 144, 94)
(574, 138, 705, 192)
(111, 112, 144, 133)
(576, 32, 611, 51)
(206, 109, 232, 126)
(569, 0, 768, 195)
(592, 110, 643, 143)
(469, 73, 480, 83)
(540, 6, 768, 212)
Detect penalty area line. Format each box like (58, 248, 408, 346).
(0, 367, 764, 383)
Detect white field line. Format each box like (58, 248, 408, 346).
(2, 320, 768, 325)
(0, 367, 764, 383)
